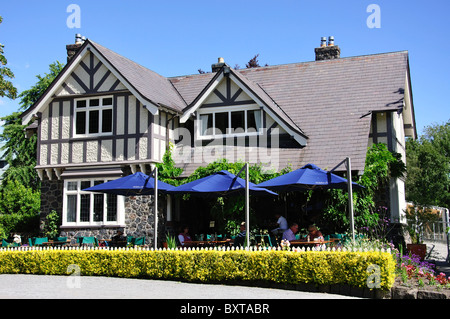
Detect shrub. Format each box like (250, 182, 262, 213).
(0, 249, 396, 290)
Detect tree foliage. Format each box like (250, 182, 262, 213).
(0, 16, 17, 100)
(319, 143, 405, 235)
(17, 61, 64, 111)
(0, 61, 64, 190)
(405, 120, 450, 208)
(0, 112, 39, 189)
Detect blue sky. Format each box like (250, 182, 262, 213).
(1, 0, 449, 135)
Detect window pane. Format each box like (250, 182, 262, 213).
(80, 194, 90, 222)
(215, 112, 228, 135)
(81, 181, 91, 190)
(103, 98, 113, 106)
(89, 99, 100, 107)
(200, 114, 212, 136)
(231, 111, 245, 131)
(102, 109, 113, 133)
(93, 194, 104, 222)
(107, 194, 117, 222)
(89, 110, 99, 134)
(67, 195, 77, 222)
(77, 100, 86, 108)
(67, 181, 78, 191)
(247, 110, 261, 132)
(76, 111, 86, 135)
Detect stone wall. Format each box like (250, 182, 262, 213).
(40, 179, 64, 233)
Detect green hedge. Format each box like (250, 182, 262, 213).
(0, 249, 396, 290)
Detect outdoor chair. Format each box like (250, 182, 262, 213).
(54, 236, 68, 242)
(131, 237, 145, 246)
(2, 239, 19, 248)
(127, 235, 134, 245)
(32, 237, 49, 246)
(79, 236, 99, 247)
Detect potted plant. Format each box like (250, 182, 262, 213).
(405, 205, 437, 261)
(164, 234, 177, 249)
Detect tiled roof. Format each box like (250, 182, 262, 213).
(90, 41, 187, 113)
(171, 51, 409, 173)
(24, 39, 409, 175)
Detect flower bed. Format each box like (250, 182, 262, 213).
(395, 252, 450, 289)
(0, 247, 396, 291)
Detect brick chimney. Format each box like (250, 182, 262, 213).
(211, 57, 226, 72)
(66, 34, 86, 62)
(315, 36, 341, 61)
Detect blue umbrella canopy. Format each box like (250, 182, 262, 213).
(167, 170, 277, 198)
(82, 172, 174, 196)
(257, 163, 364, 192)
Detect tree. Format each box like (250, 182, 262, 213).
(0, 61, 64, 190)
(0, 16, 17, 100)
(246, 54, 261, 68)
(198, 54, 268, 73)
(406, 121, 450, 208)
(0, 112, 39, 189)
(17, 61, 64, 111)
(245, 54, 268, 68)
(319, 143, 405, 236)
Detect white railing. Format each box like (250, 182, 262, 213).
(0, 245, 391, 254)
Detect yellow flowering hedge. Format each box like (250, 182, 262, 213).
(0, 249, 396, 290)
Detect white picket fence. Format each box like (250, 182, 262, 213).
(0, 245, 391, 254)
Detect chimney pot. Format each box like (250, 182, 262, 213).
(315, 36, 340, 61)
(66, 34, 85, 62)
(328, 36, 335, 46)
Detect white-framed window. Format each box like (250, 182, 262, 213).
(74, 96, 113, 137)
(62, 179, 124, 226)
(197, 105, 262, 139)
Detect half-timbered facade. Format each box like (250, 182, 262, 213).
(22, 36, 417, 244)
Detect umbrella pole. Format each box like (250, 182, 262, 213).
(245, 163, 250, 248)
(154, 166, 158, 250)
(346, 157, 355, 243)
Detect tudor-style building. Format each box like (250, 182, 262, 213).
(21, 35, 416, 244)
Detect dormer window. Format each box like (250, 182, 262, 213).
(198, 105, 262, 138)
(74, 96, 113, 136)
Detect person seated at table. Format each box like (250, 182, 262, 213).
(111, 230, 126, 247)
(307, 224, 324, 241)
(282, 223, 299, 242)
(112, 230, 126, 242)
(233, 222, 246, 247)
(271, 213, 288, 236)
(178, 225, 192, 246)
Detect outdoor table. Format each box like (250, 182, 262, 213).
(184, 240, 232, 248)
(42, 240, 70, 247)
(289, 240, 335, 246)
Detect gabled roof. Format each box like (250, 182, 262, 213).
(90, 41, 186, 113)
(21, 39, 414, 174)
(21, 40, 186, 124)
(170, 67, 308, 145)
(171, 51, 413, 173)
